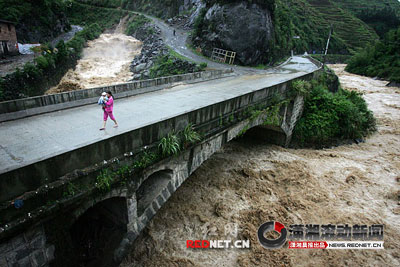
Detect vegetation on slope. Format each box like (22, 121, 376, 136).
(0, 0, 71, 43)
(271, 0, 348, 58)
(335, 0, 400, 38)
(345, 27, 400, 83)
(293, 71, 376, 147)
(148, 53, 207, 79)
(304, 0, 378, 53)
(66, 0, 127, 28)
(77, 0, 191, 18)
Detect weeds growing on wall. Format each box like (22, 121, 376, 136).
(90, 124, 202, 194)
(63, 182, 79, 197)
(133, 151, 159, 170)
(159, 132, 181, 156)
(292, 80, 312, 97)
(182, 123, 202, 146)
(95, 168, 115, 191)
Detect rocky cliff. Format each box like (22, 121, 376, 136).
(193, 1, 273, 65)
(191, 0, 383, 65)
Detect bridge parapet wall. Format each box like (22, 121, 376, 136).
(0, 69, 234, 122)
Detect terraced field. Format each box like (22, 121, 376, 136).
(335, 0, 400, 16)
(306, 0, 379, 53)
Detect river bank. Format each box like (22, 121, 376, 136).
(122, 64, 400, 266)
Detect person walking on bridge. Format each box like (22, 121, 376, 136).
(100, 91, 118, 130)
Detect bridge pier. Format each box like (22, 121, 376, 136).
(248, 94, 305, 147)
(0, 225, 54, 267)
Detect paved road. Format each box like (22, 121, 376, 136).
(146, 15, 262, 73)
(74, 2, 286, 75)
(140, 12, 285, 75)
(0, 56, 318, 174)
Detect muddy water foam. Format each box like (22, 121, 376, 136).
(47, 33, 141, 94)
(122, 65, 400, 267)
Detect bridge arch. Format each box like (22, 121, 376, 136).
(69, 196, 128, 267)
(136, 169, 174, 218)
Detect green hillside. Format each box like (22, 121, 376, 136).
(0, 0, 71, 43)
(335, 0, 400, 38)
(346, 27, 400, 83)
(335, 0, 400, 15)
(305, 0, 379, 53)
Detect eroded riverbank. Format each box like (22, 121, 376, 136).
(122, 65, 400, 266)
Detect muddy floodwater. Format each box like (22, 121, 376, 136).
(47, 32, 141, 94)
(122, 65, 400, 266)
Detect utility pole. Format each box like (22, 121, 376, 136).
(323, 25, 333, 67)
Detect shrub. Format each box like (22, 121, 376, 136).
(346, 27, 400, 83)
(293, 75, 376, 147)
(149, 54, 201, 79)
(34, 56, 50, 70)
(199, 62, 208, 70)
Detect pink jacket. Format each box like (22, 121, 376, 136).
(105, 96, 114, 112)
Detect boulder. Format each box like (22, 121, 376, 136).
(135, 63, 147, 73)
(195, 1, 273, 65)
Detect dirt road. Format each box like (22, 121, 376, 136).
(121, 65, 400, 266)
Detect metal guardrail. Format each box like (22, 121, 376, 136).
(211, 48, 236, 65)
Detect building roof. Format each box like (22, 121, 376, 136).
(0, 19, 16, 25)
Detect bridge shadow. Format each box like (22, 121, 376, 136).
(69, 197, 127, 267)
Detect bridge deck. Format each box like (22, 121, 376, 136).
(0, 57, 318, 174)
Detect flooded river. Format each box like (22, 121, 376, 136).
(122, 65, 400, 266)
(47, 31, 141, 94)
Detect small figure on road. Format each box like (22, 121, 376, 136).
(173, 29, 176, 36)
(100, 91, 118, 130)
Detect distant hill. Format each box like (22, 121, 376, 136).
(346, 26, 400, 83)
(335, 0, 400, 16)
(304, 0, 379, 53)
(335, 0, 400, 38)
